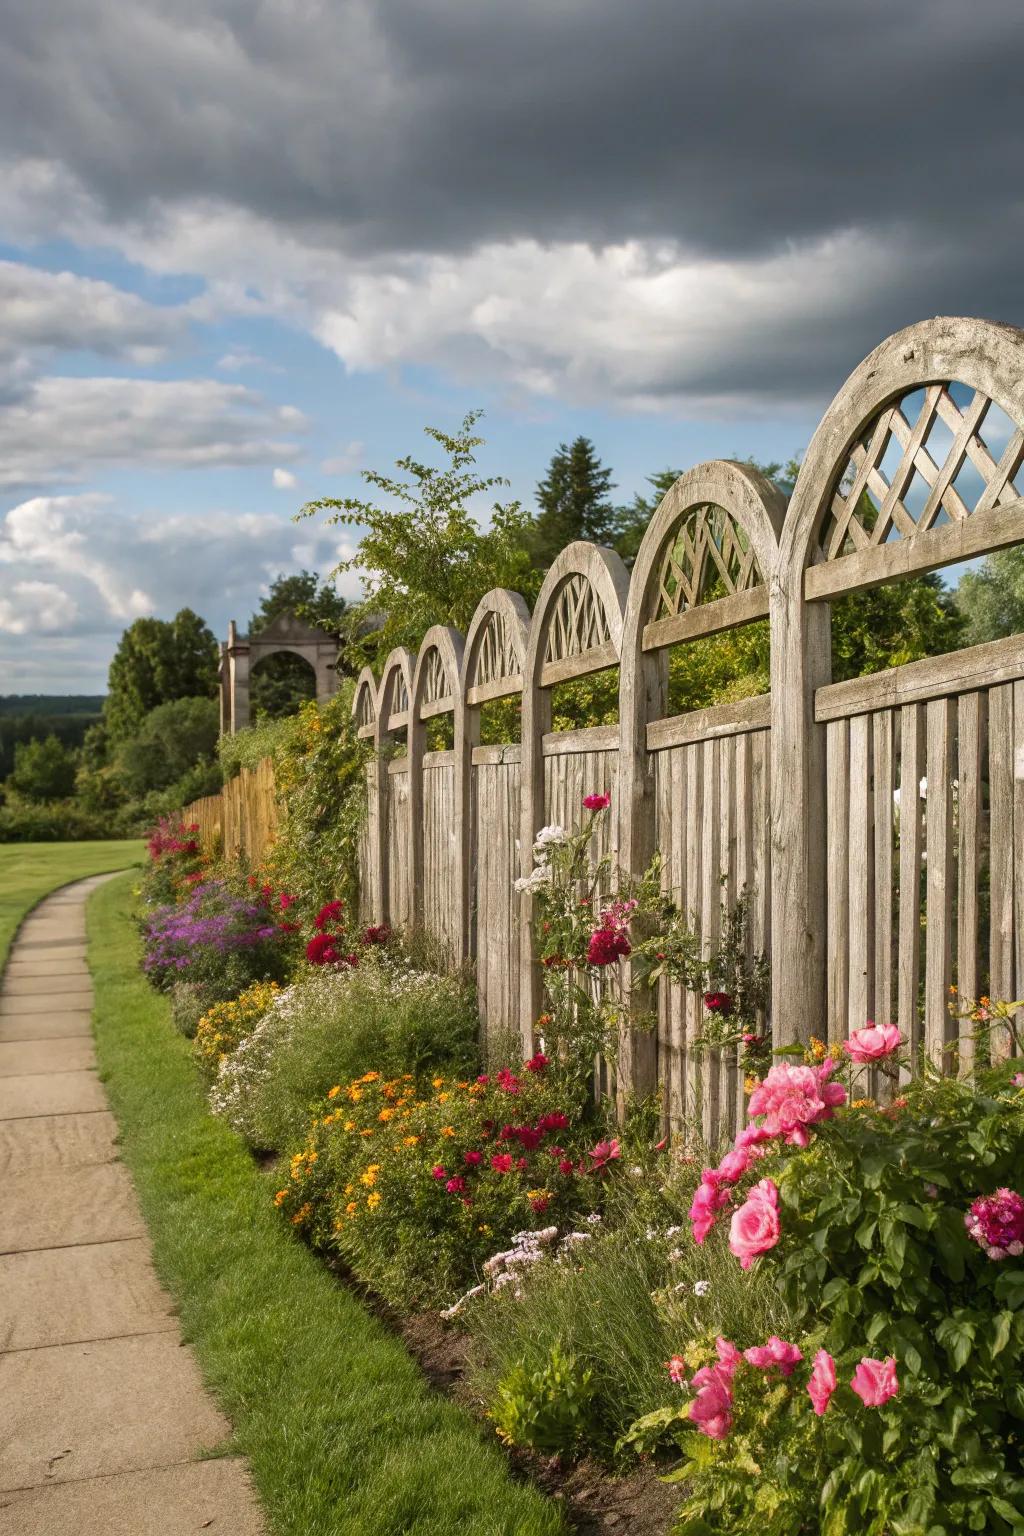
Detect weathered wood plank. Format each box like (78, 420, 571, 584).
(847, 713, 874, 1033)
(872, 711, 894, 1030)
(956, 692, 984, 1074)
(924, 697, 956, 1069)
(647, 694, 770, 751)
(897, 704, 925, 1055)
(989, 684, 1016, 1059)
(642, 585, 768, 650)
(826, 719, 850, 1042)
(815, 633, 1024, 722)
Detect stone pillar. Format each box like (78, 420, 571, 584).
(227, 622, 251, 734)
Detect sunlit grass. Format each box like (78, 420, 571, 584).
(0, 839, 144, 969)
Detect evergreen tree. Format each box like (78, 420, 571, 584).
(955, 546, 1024, 643)
(530, 437, 616, 567)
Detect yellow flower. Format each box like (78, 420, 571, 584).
(432, 1077, 445, 1089)
(344, 1120, 356, 1132)
(366, 1191, 382, 1210)
(438, 1092, 451, 1103)
(273, 1189, 288, 1207)
(378, 1107, 396, 1123)
(359, 1128, 374, 1137)
(440, 1125, 455, 1138)
(345, 1200, 358, 1216)
(403, 1135, 420, 1147)
(743, 1074, 758, 1095)
(360, 1164, 380, 1188)
(328, 1085, 341, 1100)
(809, 1036, 826, 1062)
(361, 1071, 381, 1084)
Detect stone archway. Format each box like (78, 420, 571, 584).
(219, 612, 339, 733)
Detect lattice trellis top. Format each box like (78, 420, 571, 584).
(653, 504, 763, 622)
(472, 611, 520, 687)
(819, 382, 1024, 561)
(543, 572, 612, 664)
(385, 670, 409, 719)
(422, 647, 452, 707)
(356, 683, 375, 726)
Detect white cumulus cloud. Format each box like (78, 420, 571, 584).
(272, 466, 298, 490)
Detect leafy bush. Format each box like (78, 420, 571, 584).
(272, 1053, 609, 1307)
(208, 952, 480, 1152)
(0, 796, 140, 842)
(141, 877, 296, 997)
(491, 1343, 600, 1455)
(646, 1032, 1024, 1535)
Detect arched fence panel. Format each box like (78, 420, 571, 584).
(410, 627, 464, 961)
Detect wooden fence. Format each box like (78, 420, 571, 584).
(195, 318, 1024, 1139)
(185, 758, 279, 866)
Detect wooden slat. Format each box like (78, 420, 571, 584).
(541, 725, 619, 756)
(419, 695, 455, 720)
(956, 692, 984, 1075)
(897, 704, 925, 1056)
(816, 633, 1024, 722)
(826, 720, 850, 1042)
(847, 715, 874, 1033)
(1015, 681, 1024, 1039)
(647, 693, 770, 751)
(465, 673, 524, 707)
(989, 684, 1015, 1059)
(422, 750, 456, 769)
(387, 757, 410, 776)
(641, 585, 768, 651)
(804, 496, 1024, 602)
(872, 711, 894, 1031)
(700, 739, 721, 1145)
(924, 698, 956, 1069)
(539, 640, 617, 688)
(471, 744, 522, 766)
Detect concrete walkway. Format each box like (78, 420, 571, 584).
(0, 876, 264, 1534)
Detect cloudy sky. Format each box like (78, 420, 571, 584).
(0, 0, 1021, 692)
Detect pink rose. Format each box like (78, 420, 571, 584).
(666, 1354, 687, 1385)
(715, 1337, 742, 1379)
(747, 1060, 846, 1147)
(807, 1349, 837, 1416)
(743, 1336, 804, 1377)
(843, 1023, 903, 1064)
(688, 1364, 733, 1440)
(728, 1179, 780, 1269)
(850, 1356, 899, 1407)
(716, 1141, 763, 1184)
(689, 1170, 732, 1245)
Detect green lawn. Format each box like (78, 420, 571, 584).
(87, 873, 566, 1536)
(0, 839, 144, 969)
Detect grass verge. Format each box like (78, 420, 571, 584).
(87, 872, 566, 1536)
(0, 839, 144, 969)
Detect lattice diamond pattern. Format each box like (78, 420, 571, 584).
(474, 612, 519, 686)
(820, 384, 1024, 560)
(357, 685, 375, 726)
(544, 573, 611, 664)
(654, 504, 761, 621)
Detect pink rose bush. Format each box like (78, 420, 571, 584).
(843, 1021, 903, 1064)
(807, 1348, 837, 1416)
(850, 1355, 899, 1407)
(746, 1058, 847, 1147)
(728, 1178, 781, 1269)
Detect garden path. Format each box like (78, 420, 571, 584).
(0, 875, 264, 1534)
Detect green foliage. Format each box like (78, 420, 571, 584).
(491, 1344, 600, 1455)
(530, 436, 617, 568)
(610, 467, 683, 567)
(208, 952, 480, 1154)
(104, 608, 218, 743)
(301, 411, 540, 673)
(0, 797, 140, 842)
(8, 732, 78, 801)
(114, 696, 220, 796)
(0, 839, 143, 969)
(956, 545, 1024, 644)
(0, 699, 103, 781)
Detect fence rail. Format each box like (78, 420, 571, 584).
(190, 318, 1024, 1139)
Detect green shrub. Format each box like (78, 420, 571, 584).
(491, 1343, 600, 1455)
(0, 796, 141, 842)
(208, 950, 479, 1153)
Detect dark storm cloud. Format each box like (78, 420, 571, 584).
(0, 0, 1022, 404)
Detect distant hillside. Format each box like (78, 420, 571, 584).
(0, 697, 106, 780)
(0, 695, 105, 717)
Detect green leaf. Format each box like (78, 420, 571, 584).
(992, 1310, 1013, 1356)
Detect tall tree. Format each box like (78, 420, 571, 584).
(301, 411, 538, 671)
(530, 437, 616, 568)
(955, 546, 1024, 644)
(611, 467, 684, 567)
(104, 608, 218, 743)
(8, 735, 78, 802)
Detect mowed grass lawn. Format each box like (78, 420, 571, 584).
(0, 839, 144, 968)
(87, 872, 566, 1536)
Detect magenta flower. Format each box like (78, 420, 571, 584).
(851, 1356, 899, 1407)
(689, 1170, 733, 1245)
(964, 1188, 1024, 1259)
(688, 1364, 733, 1440)
(431, 1165, 447, 1180)
(743, 1336, 804, 1377)
(583, 792, 611, 810)
(464, 1150, 483, 1167)
(588, 1137, 621, 1172)
(587, 926, 631, 966)
(445, 1176, 467, 1195)
(490, 1153, 514, 1174)
(807, 1349, 837, 1416)
(843, 1023, 903, 1064)
(728, 1179, 780, 1269)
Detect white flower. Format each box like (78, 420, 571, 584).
(668, 1248, 683, 1263)
(665, 1226, 682, 1239)
(513, 864, 551, 893)
(629, 1165, 643, 1177)
(563, 1231, 593, 1245)
(493, 1271, 517, 1291)
(533, 824, 569, 853)
(693, 1280, 711, 1297)
(585, 1213, 602, 1224)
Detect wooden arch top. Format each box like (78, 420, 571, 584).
(376, 647, 416, 734)
(525, 541, 630, 689)
(411, 625, 465, 720)
(625, 460, 786, 653)
(352, 666, 379, 739)
(781, 316, 1024, 600)
(461, 588, 531, 706)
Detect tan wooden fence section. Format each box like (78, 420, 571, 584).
(197, 318, 1024, 1138)
(185, 758, 279, 866)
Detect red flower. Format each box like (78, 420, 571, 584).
(496, 1068, 521, 1095)
(361, 924, 391, 946)
(513, 1125, 544, 1152)
(476, 1074, 490, 1086)
(588, 1138, 621, 1172)
(445, 1176, 467, 1195)
(279, 892, 296, 910)
(587, 927, 631, 966)
(314, 900, 345, 932)
(431, 1165, 447, 1180)
(703, 991, 735, 1016)
(583, 792, 611, 811)
(306, 933, 340, 966)
(490, 1154, 514, 1174)
(530, 1194, 551, 1214)
(558, 1158, 574, 1176)
(524, 1050, 549, 1073)
(279, 920, 301, 934)
(538, 1111, 569, 1133)
(464, 1150, 483, 1166)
